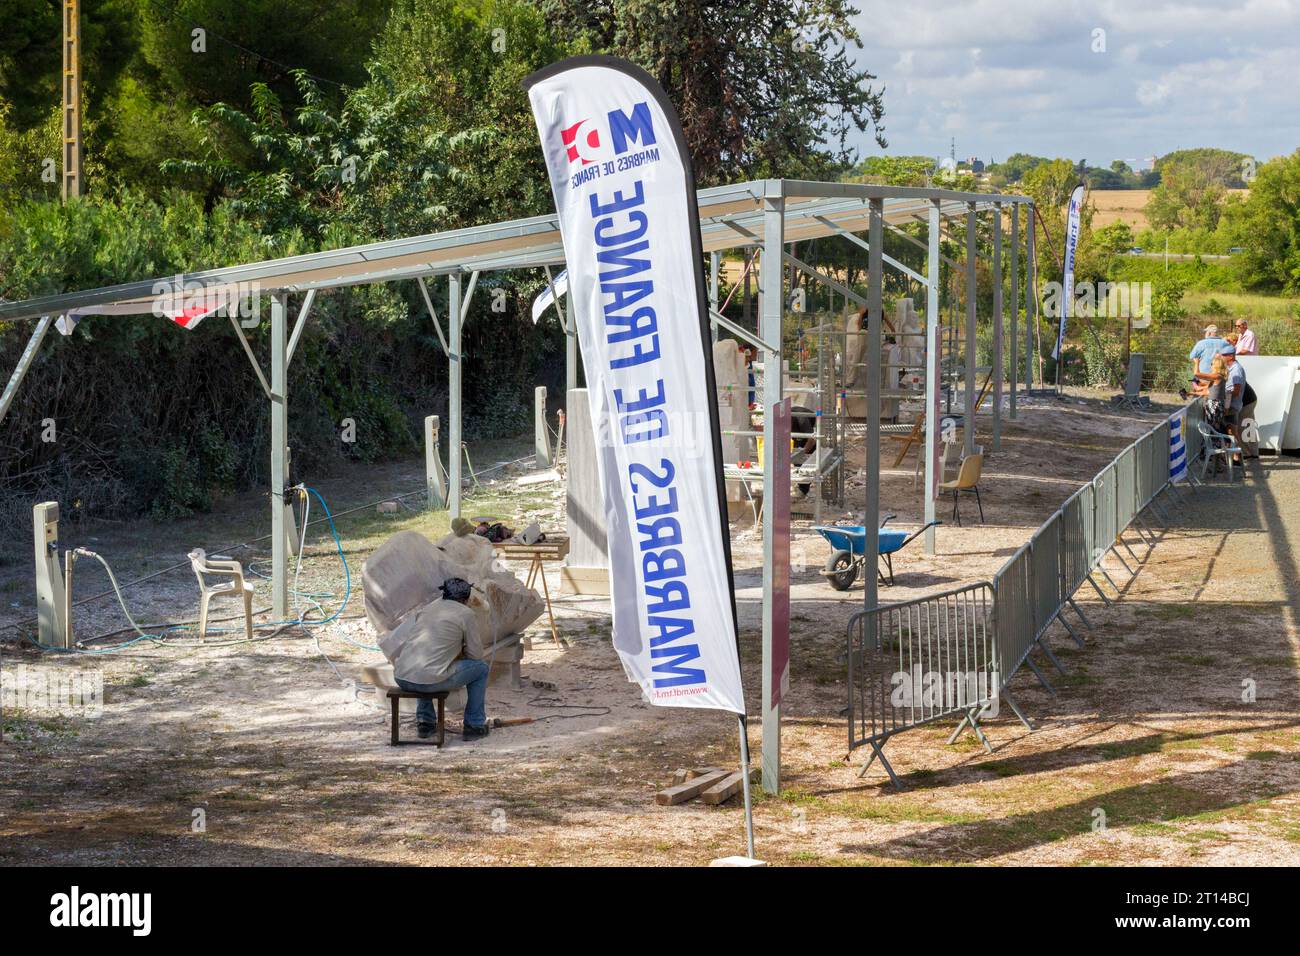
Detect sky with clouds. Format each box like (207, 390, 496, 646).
(844, 0, 1300, 168)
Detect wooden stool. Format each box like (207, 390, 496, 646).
(387, 688, 448, 747)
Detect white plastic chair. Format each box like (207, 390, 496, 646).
(1196, 423, 1242, 482)
(188, 549, 254, 642)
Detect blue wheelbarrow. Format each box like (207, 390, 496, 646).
(812, 515, 941, 590)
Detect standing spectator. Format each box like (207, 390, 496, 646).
(1189, 324, 1226, 376)
(1221, 345, 1247, 463)
(1195, 353, 1229, 433)
(1235, 319, 1258, 355)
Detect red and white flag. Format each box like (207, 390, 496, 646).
(55, 298, 225, 336)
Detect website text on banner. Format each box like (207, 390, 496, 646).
(525, 56, 744, 714)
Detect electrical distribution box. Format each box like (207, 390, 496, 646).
(33, 501, 67, 647)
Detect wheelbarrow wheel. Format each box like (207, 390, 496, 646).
(824, 550, 858, 591)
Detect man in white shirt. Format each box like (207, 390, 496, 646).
(1234, 319, 1258, 355)
(392, 577, 491, 740)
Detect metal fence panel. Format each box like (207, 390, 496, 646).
(1092, 462, 1117, 563)
(1029, 515, 1062, 640)
(1143, 433, 1156, 513)
(1117, 443, 1138, 532)
(847, 583, 997, 754)
(1059, 485, 1092, 598)
(1184, 401, 1203, 471)
(992, 545, 1032, 684)
(848, 416, 1183, 766)
(1150, 420, 1170, 500)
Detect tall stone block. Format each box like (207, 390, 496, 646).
(561, 388, 609, 594)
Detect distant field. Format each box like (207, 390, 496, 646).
(1091, 188, 1248, 231)
(1183, 289, 1297, 323)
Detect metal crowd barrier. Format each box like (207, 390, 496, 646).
(1184, 400, 1204, 469)
(1058, 484, 1094, 599)
(846, 582, 998, 786)
(1092, 460, 1118, 568)
(994, 415, 1183, 697)
(993, 543, 1033, 681)
(1117, 442, 1138, 532)
(847, 411, 1193, 782)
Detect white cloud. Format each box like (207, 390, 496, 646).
(847, 0, 1300, 163)
(1136, 79, 1172, 106)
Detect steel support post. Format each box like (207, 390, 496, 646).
(864, 197, 884, 609)
(0, 315, 55, 427)
(1009, 204, 1019, 418)
(760, 190, 784, 795)
(709, 251, 720, 344)
(1026, 208, 1036, 390)
(992, 203, 1003, 450)
(924, 201, 941, 555)
(448, 273, 463, 519)
(270, 293, 289, 619)
(965, 204, 977, 456)
(565, 289, 577, 397)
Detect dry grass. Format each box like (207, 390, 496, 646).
(1, 393, 1297, 866)
(1090, 189, 1249, 232)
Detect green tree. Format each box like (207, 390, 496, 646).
(541, 0, 886, 184)
(1022, 159, 1087, 282)
(1083, 221, 1134, 275)
(1224, 149, 1300, 293)
(162, 70, 493, 240)
(0, 0, 137, 130)
(1145, 148, 1249, 231)
(1155, 147, 1251, 187)
(850, 155, 942, 187)
(136, 0, 391, 110)
(987, 152, 1048, 184)
(370, 0, 578, 227)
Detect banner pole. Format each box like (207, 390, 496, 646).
(737, 714, 756, 858)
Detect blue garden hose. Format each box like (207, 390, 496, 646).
(21, 485, 365, 653)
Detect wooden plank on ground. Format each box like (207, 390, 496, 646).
(672, 766, 724, 786)
(655, 768, 730, 806)
(699, 769, 760, 806)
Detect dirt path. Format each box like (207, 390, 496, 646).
(2, 395, 1296, 866)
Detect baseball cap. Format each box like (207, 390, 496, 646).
(1218, 344, 1236, 355)
(439, 577, 473, 601)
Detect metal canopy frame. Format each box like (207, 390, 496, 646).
(0, 176, 1033, 789)
(0, 181, 1026, 324)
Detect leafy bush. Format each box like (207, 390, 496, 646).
(0, 191, 558, 527)
(1081, 329, 1124, 388)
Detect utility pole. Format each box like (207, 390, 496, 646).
(61, 0, 83, 200)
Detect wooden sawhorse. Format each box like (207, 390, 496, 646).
(494, 535, 570, 646)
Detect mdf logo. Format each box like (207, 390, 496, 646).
(49, 886, 152, 936)
(561, 102, 657, 165)
(562, 119, 601, 165)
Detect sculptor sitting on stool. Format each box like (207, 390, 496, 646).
(392, 577, 491, 741)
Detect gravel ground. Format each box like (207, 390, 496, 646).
(1, 390, 1296, 866)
